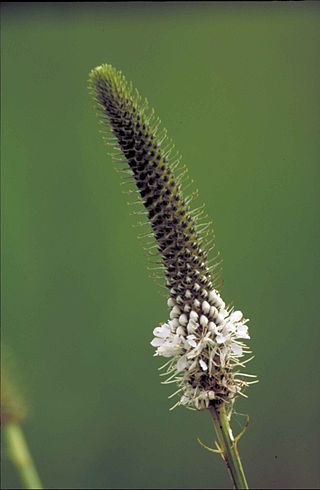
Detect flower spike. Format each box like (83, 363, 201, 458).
(89, 64, 254, 411)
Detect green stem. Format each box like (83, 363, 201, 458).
(4, 423, 43, 489)
(209, 405, 248, 489)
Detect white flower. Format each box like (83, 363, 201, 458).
(208, 322, 218, 335)
(169, 318, 179, 330)
(216, 334, 227, 344)
(220, 309, 229, 319)
(215, 313, 225, 325)
(202, 301, 210, 314)
(179, 313, 188, 326)
(236, 323, 250, 339)
(186, 334, 197, 348)
(189, 310, 198, 321)
(200, 315, 208, 327)
(157, 335, 182, 357)
(152, 323, 171, 338)
(209, 305, 217, 318)
(229, 310, 243, 322)
(170, 305, 181, 319)
(208, 290, 217, 302)
(223, 322, 235, 334)
(167, 298, 175, 307)
(187, 319, 198, 334)
(150, 337, 165, 347)
(150, 286, 253, 410)
(176, 326, 185, 337)
(151, 323, 182, 357)
(199, 359, 208, 371)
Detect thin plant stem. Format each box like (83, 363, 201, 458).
(209, 404, 249, 489)
(4, 422, 43, 489)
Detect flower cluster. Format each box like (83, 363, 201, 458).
(151, 289, 250, 409)
(151, 288, 251, 410)
(89, 64, 254, 411)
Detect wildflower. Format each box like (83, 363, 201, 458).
(89, 64, 254, 411)
(151, 301, 251, 408)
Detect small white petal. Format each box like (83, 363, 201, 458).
(230, 310, 243, 322)
(183, 338, 190, 350)
(187, 335, 197, 348)
(193, 299, 200, 308)
(193, 283, 201, 292)
(201, 289, 208, 298)
(179, 313, 188, 326)
(169, 318, 179, 330)
(224, 321, 235, 334)
(151, 337, 164, 347)
(220, 309, 229, 319)
(170, 305, 181, 319)
(200, 315, 209, 327)
(185, 289, 192, 299)
(208, 289, 225, 309)
(199, 359, 208, 371)
(202, 301, 210, 314)
(236, 324, 250, 339)
(158, 347, 174, 358)
(187, 320, 198, 334)
(216, 334, 226, 344)
(177, 355, 187, 371)
(218, 298, 226, 309)
(167, 298, 175, 307)
(215, 313, 224, 325)
(152, 327, 162, 337)
(183, 304, 191, 313)
(231, 342, 243, 356)
(189, 310, 199, 321)
(208, 322, 218, 334)
(153, 324, 170, 337)
(208, 391, 216, 400)
(208, 289, 218, 302)
(176, 326, 185, 336)
(172, 335, 181, 346)
(209, 305, 218, 319)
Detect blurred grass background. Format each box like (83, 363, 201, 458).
(1, 2, 320, 489)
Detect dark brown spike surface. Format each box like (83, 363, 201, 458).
(90, 65, 213, 303)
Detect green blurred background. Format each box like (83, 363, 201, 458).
(1, 2, 320, 489)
